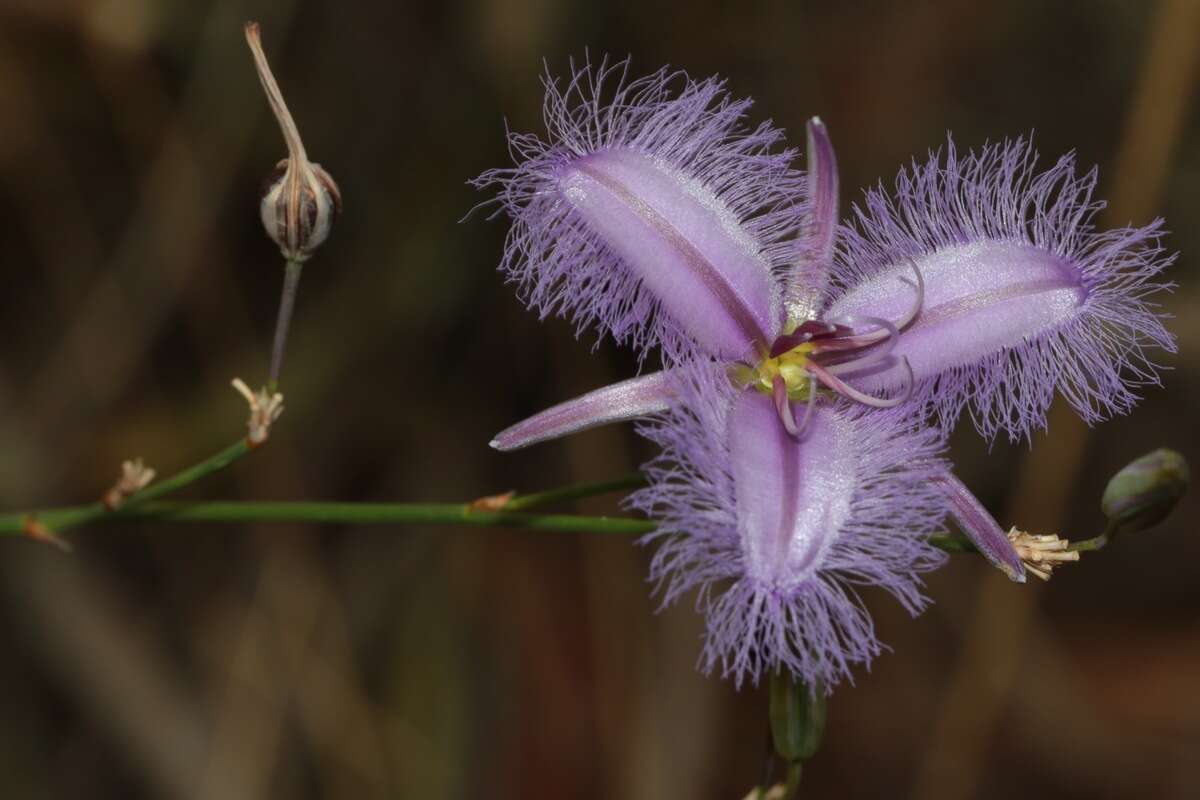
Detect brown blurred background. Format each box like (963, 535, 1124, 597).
(0, 0, 1197, 797)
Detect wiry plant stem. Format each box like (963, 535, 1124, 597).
(268, 259, 303, 391)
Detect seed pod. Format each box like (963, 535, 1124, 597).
(245, 22, 341, 262)
(260, 157, 342, 261)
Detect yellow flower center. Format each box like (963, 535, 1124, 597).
(731, 342, 818, 400)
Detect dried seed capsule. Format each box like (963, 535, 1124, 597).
(245, 22, 341, 262)
(260, 157, 342, 261)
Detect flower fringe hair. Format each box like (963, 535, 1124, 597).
(628, 366, 949, 689)
(831, 136, 1176, 440)
(472, 56, 808, 362)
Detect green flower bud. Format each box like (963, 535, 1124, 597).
(1101, 449, 1189, 537)
(768, 671, 826, 763)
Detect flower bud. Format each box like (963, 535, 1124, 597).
(1101, 448, 1189, 537)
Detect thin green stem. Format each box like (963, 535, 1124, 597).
(127, 440, 250, 506)
(12, 438, 254, 539)
(1066, 532, 1110, 553)
(501, 472, 647, 511)
(1066, 517, 1117, 552)
(1, 501, 656, 537)
(782, 762, 803, 799)
(3, 495, 1006, 551)
(268, 259, 303, 393)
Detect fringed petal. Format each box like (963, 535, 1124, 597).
(730, 391, 853, 590)
(558, 149, 779, 357)
(629, 365, 948, 689)
(827, 137, 1175, 440)
(473, 56, 805, 362)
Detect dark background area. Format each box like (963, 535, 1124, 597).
(0, 1, 1196, 798)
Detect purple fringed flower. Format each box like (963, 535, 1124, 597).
(471, 57, 806, 362)
(628, 365, 948, 688)
(477, 59, 1178, 678)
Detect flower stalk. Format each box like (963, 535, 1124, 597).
(268, 259, 304, 391)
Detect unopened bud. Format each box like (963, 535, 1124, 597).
(1101, 448, 1189, 537)
(245, 22, 341, 262)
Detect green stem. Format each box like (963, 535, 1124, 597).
(501, 472, 647, 511)
(783, 762, 803, 799)
(127, 440, 250, 506)
(12, 438, 254, 539)
(1067, 532, 1110, 553)
(3, 497, 1007, 549)
(2, 501, 656, 537)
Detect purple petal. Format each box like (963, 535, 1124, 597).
(629, 365, 949, 688)
(827, 136, 1175, 440)
(785, 117, 839, 322)
(730, 391, 853, 590)
(472, 57, 805, 362)
(933, 470, 1025, 582)
(829, 240, 1085, 388)
(490, 371, 675, 451)
(559, 149, 779, 357)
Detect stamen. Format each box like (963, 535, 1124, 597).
(807, 357, 913, 408)
(792, 376, 818, 438)
(770, 375, 819, 440)
(820, 261, 924, 350)
(769, 320, 840, 358)
(816, 315, 900, 369)
(772, 376, 800, 438)
(893, 260, 926, 332)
